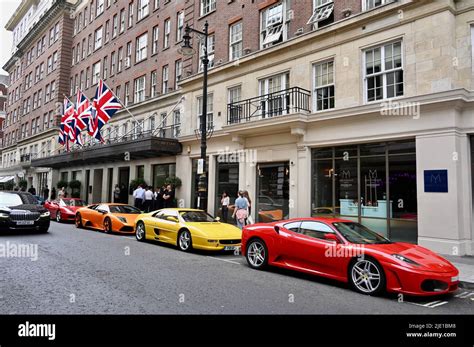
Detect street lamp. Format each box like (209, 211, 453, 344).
(179, 21, 210, 211)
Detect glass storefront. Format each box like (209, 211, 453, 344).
(256, 162, 290, 223)
(311, 140, 417, 243)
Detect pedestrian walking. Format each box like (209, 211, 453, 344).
(221, 191, 230, 223)
(232, 190, 248, 229)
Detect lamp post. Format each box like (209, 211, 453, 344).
(179, 21, 209, 211)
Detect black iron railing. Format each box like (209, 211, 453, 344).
(227, 87, 311, 125)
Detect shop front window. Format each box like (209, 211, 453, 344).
(311, 140, 417, 243)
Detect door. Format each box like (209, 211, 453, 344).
(119, 167, 130, 204)
(151, 210, 181, 244)
(259, 72, 289, 118)
(256, 162, 290, 222)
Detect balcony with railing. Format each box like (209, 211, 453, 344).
(31, 125, 182, 169)
(227, 87, 311, 125)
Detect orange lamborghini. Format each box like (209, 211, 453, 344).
(75, 203, 141, 234)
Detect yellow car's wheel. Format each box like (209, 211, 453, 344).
(178, 229, 192, 252)
(136, 222, 146, 242)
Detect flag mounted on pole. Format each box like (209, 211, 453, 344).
(59, 98, 76, 151)
(75, 89, 94, 145)
(91, 79, 122, 142)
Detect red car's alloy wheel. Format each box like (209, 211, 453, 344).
(246, 239, 268, 269)
(350, 258, 385, 295)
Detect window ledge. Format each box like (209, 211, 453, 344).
(198, 9, 217, 21)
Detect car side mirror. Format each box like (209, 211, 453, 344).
(324, 233, 339, 243)
(274, 225, 280, 234)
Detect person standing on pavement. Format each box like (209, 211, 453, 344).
(43, 185, 50, 201)
(162, 184, 175, 208)
(133, 185, 145, 209)
(232, 190, 248, 229)
(221, 191, 230, 223)
(50, 187, 56, 200)
(113, 184, 121, 203)
(144, 186, 154, 212)
(58, 187, 66, 200)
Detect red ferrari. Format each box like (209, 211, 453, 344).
(44, 198, 87, 223)
(242, 218, 459, 296)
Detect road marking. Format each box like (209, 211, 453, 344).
(406, 300, 449, 308)
(207, 256, 241, 265)
(455, 291, 474, 299)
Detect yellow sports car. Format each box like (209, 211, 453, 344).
(135, 208, 242, 252)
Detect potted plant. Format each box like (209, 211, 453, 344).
(129, 178, 148, 194)
(164, 176, 182, 189)
(69, 180, 81, 198)
(56, 180, 69, 189)
(18, 179, 28, 191)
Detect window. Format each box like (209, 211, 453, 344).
(126, 41, 132, 67)
(364, 41, 403, 102)
(82, 38, 87, 59)
(88, 33, 93, 54)
(80, 71, 84, 90)
(175, 59, 182, 89)
(111, 51, 116, 75)
(92, 61, 101, 85)
(308, 0, 334, 27)
(258, 72, 290, 117)
(134, 75, 146, 103)
(94, 27, 103, 50)
(118, 46, 123, 71)
(200, 0, 216, 16)
(128, 2, 134, 28)
(149, 114, 155, 131)
(162, 65, 169, 93)
(52, 51, 58, 71)
(138, 0, 149, 20)
(151, 70, 157, 97)
(260, 2, 286, 48)
(152, 26, 159, 54)
(96, 0, 104, 16)
(105, 20, 110, 43)
(51, 81, 56, 99)
(228, 85, 241, 123)
(363, 0, 393, 11)
(45, 84, 50, 102)
(173, 110, 180, 137)
(116, 85, 121, 99)
(154, 0, 159, 10)
(124, 82, 130, 105)
(103, 56, 108, 79)
(176, 11, 184, 42)
(86, 67, 90, 88)
(229, 21, 243, 60)
(120, 9, 126, 33)
(228, 85, 241, 104)
(47, 55, 53, 74)
(313, 60, 335, 111)
(90, 3, 94, 22)
(198, 34, 214, 71)
(163, 18, 170, 48)
(197, 94, 213, 130)
(299, 221, 334, 240)
(136, 33, 148, 62)
(112, 14, 118, 38)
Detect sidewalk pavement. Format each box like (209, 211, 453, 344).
(445, 255, 474, 289)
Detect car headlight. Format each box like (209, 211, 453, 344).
(40, 211, 50, 218)
(392, 254, 419, 266)
(117, 216, 127, 223)
(0, 212, 9, 218)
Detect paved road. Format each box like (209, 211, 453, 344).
(0, 222, 472, 314)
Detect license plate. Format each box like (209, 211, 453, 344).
(224, 246, 236, 251)
(16, 220, 34, 225)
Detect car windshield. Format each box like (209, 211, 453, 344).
(180, 211, 215, 223)
(109, 205, 141, 214)
(332, 222, 391, 244)
(61, 199, 86, 207)
(0, 192, 24, 207)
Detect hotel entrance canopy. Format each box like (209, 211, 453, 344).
(31, 132, 182, 169)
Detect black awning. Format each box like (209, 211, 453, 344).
(31, 136, 182, 169)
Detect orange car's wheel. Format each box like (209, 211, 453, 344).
(75, 214, 83, 228)
(103, 217, 113, 234)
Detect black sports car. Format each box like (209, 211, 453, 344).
(0, 191, 50, 232)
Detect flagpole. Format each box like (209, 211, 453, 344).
(62, 93, 84, 148)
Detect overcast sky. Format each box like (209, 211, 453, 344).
(0, 0, 22, 76)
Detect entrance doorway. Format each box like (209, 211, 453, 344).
(92, 169, 103, 203)
(256, 162, 290, 223)
(215, 161, 239, 223)
(118, 167, 130, 204)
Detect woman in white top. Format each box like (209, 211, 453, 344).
(220, 191, 230, 223)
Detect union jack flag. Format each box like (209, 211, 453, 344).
(91, 80, 122, 142)
(59, 98, 76, 147)
(74, 89, 94, 145)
